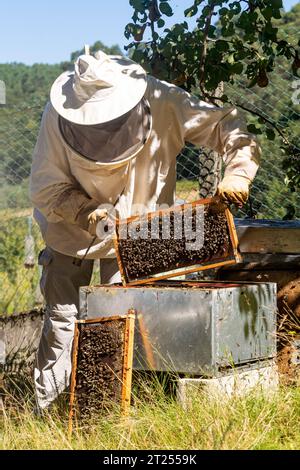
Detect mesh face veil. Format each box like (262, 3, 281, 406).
(59, 98, 152, 165)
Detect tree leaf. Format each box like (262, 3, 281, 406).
(230, 62, 244, 75)
(215, 40, 229, 52)
(159, 2, 173, 17)
(247, 124, 262, 135)
(184, 6, 198, 17)
(266, 128, 276, 141)
(132, 49, 145, 63)
(272, 9, 282, 20)
(157, 18, 165, 28)
(272, 0, 283, 8)
(130, 0, 145, 13)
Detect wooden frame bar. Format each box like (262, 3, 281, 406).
(121, 310, 136, 417)
(68, 310, 136, 435)
(113, 198, 242, 286)
(68, 321, 80, 437)
(225, 208, 242, 263)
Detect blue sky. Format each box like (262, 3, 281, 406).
(0, 0, 299, 64)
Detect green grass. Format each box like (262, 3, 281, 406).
(1, 378, 300, 450)
(176, 179, 198, 192)
(176, 179, 198, 193)
(176, 180, 199, 202)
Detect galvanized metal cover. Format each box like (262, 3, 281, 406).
(79, 281, 276, 376)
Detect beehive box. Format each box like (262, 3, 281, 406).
(113, 198, 241, 286)
(79, 280, 277, 376)
(69, 311, 135, 433)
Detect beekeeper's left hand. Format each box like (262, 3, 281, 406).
(217, 175, 251, 207)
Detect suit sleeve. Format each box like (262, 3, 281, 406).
(30, 103, 98, 228)
(168, 85, 261, 181)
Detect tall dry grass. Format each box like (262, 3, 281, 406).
(1, 372, 300, 450)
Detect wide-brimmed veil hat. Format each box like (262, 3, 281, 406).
(50, 50, 148, 125)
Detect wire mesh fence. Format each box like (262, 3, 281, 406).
(0, 68, 299, 315)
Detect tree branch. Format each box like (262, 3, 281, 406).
(199, 2, 216, 95)
(149, 0, 158, 53)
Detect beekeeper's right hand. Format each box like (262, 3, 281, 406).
(85, 208, 108, 236)
(53, 188, 108, 236)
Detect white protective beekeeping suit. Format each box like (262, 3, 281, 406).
(30, 51, 261, 410)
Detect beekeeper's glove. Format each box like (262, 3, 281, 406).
(76, 206, 109, 237)
(217, 175, 250, 207)
(85, 208, 108, 237)
(53, 189, 108, 236)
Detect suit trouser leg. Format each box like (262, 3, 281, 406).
(34, 247, 94, 409)
(100, 258, 121, 284)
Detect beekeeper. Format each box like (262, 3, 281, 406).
(30, 50, 261, 411)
